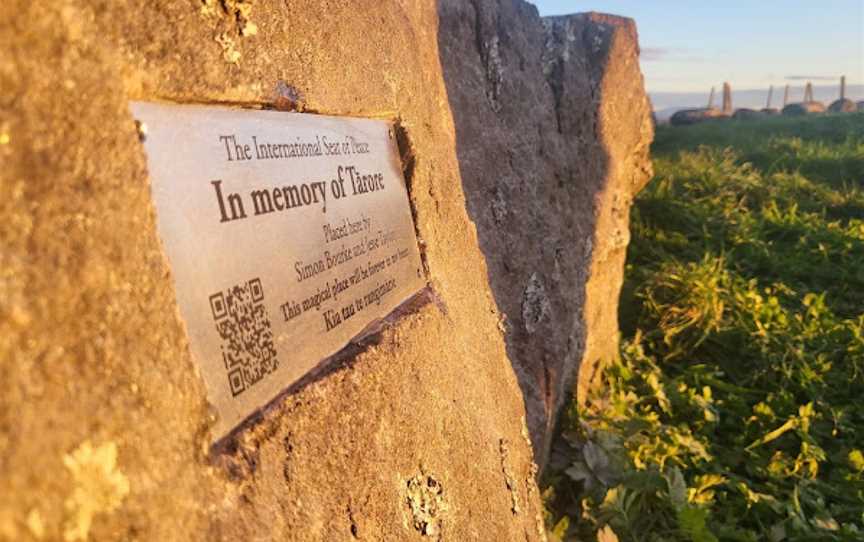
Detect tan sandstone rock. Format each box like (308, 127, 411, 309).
(0, 0, 651, 539)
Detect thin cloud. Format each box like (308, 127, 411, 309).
(641, 47, 703, 63)
(785, 75, 838, 81)
(641, 47, 669, 61)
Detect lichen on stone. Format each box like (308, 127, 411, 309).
(482, 35, 504, 112)
(215, 32, 242, 64)
(26, 509, 45, 539)
(0, 121, 10, 146)
(499, 438, 520, 514)
(62, 441, 130, 542)
(521, 273, 550, 333)
(199, 0, 219, 18)
(201, 0, 257, 63)
(491, 187, 508, 225)
(405, 473, 446, 538)
(224, 0, 257, 36)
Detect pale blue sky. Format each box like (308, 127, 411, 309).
(532, 1, 864, 93)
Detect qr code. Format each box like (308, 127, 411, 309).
(209, 278, 279, 397)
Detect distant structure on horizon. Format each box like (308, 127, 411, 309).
(783, 81, 826, 115)
(722, 82, 732, 116)
(761, 85, 779, 115)
(670, 83, 730, 126)
(733, 81, 765, 120)
(664, 77, 859, 126)
(829, 76, 857, 113)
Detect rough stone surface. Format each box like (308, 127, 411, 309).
(733, 108, 765, 121)
(0, 1, 547, 539)
(670, 107, 726, 126)
(0, 0, 651, 539)
(828, 98, 858, 113)
(783, 101, 827, 115)
(437, 2, 653, 460)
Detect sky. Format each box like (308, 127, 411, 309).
(532, 1, 864, 94)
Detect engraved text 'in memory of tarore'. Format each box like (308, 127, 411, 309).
(131, 102, 426, 440)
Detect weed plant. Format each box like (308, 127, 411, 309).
(545, 114, 864, 542)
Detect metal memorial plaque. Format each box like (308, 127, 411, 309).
(131, 102, 426, 440)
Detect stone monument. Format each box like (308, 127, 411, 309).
(0, 1, 652, 539)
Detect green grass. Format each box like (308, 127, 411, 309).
(544, 113, 864, 542)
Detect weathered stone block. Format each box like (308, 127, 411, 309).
(0, 0, 651, 539)
(437, 2, 653, 460)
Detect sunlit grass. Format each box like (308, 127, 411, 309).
(545, 113, 864, 542)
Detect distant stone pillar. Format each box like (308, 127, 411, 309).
(805, 82, 814, 102)
(766, 85, 774, 109)
(722, 82, 732, 114)
(784, 84, 790, 106)
(707, 86, 715, 109)
(841, 75, 847, 100)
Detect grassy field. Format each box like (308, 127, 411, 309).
(545, 113, 864, 542)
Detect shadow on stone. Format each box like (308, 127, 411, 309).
(436, 0, 653, 464)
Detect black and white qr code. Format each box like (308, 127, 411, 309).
(209, 278, 279, 397)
